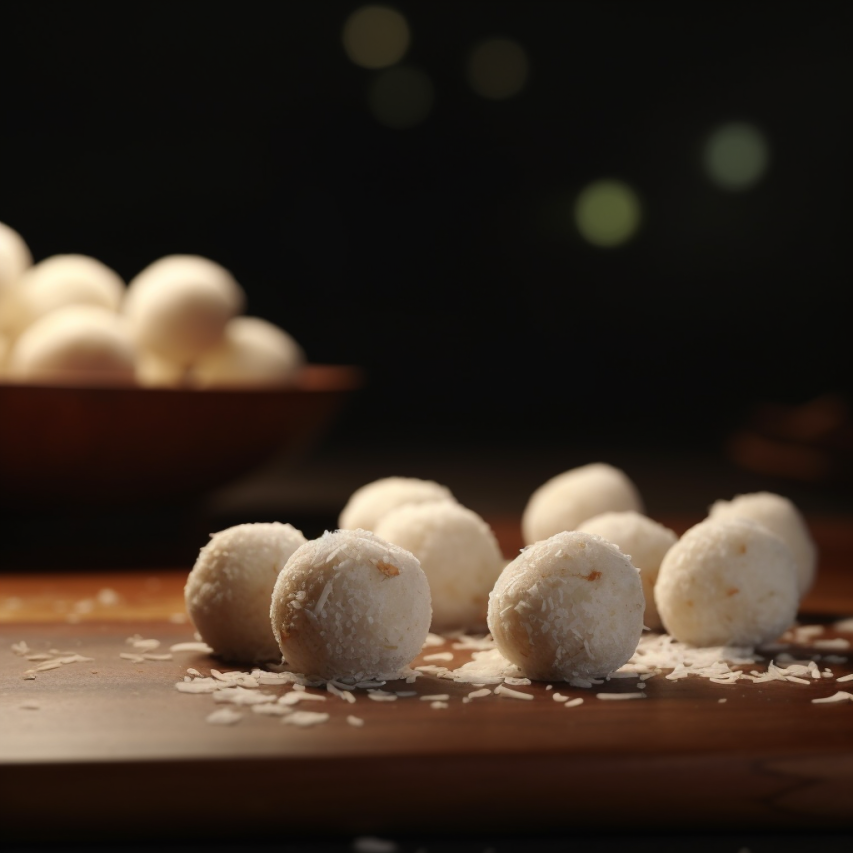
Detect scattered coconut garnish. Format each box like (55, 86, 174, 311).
(420, 694, 450, 701)
(552, 693, 569, 703)
(214, 687, 277, 706)
(11, 641, 31, 656)
(347, 715, 365, 727)
(430, 701, 449, 709)
(278, 690, 327, 706)
(811, 691, 853, 705)
(366, 690, 397, 702)
(596, 693, 646, 700)
(564, 698, 584, 708)
(206, 708, 243, 725)
(170, 641, 214, 654)
(422, 634, 446, 648)
(833, 617, 853, 633)
(494, 683, 534, 700)
(252, 704, 293, 716)
(281, 710, 330, 727)
(836, 673, 853, 683)
(423, 652, 454, 662)
(466, 688, 491, 700)
(814, 638, 851, 650)
(327, 682, 357, 703)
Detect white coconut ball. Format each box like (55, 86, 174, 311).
(5, 254, 125, 335)
(124, 255, 245, 365)
(339, 476, 456, 532)
(708, 492, 817, 597)
(488, 530, 645, 681)
(0, 221, 33, 333)
(8, 305, 137, 385)
(189, 316, 305, 388)
(135, 349, 187, 388)
(270, 528, 432, 681)
(654, 516, 799, 648)
(374, 501, 505, 632)
(577, 511, 677, 632)
(185, 522, 307, 663)
(522, 462, 644, 546)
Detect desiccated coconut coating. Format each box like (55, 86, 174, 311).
(338, 476, 456, 532)
(521, 463, 643, 546)
(373, 500, 505, 632)
(708, 492, 817, 598)
(270, 529, 432, 681)
(185, 522, 307, 663)
(654, 516, 799, 648)
(577, 510, 677, 632)
(487, 531, 645, 680)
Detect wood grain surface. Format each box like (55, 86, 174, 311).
(2, 515, 853, 842)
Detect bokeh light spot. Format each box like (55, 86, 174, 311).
(368, 66, 434, 129)
(467, 38, 529, 100)
(343, 5, 410, 69)
(704, 122, 769, 191)
(574, 180, 642, 248)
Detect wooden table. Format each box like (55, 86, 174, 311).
(2, 515, 853, 843)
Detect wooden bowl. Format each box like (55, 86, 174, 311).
(0, 365, 362, 508)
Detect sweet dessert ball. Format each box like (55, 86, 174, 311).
(708, 492, 817, 597)
(185, 522, 307, 663)
(6, 254, 125, 335)
(123, 255, 245, 365)
(577, 510, 677, 632)
(339, 476, 456, 532)
(522, 463, 643, 545)
(8, 305, 136, 385)
(487, 530, 645, 681)
(654, 516, 799, 648)
(189, 316, 305, 388)
(0, 221, 32, 331)
(135, 349, 187, 388)
(374, 500, 505, 631)
(270, 529, 431, 681)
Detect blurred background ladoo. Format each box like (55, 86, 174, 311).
(0, 1, 851, 563)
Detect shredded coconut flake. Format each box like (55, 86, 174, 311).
(596, 692, 646, 700)
(811, 691, 853, 704)
(206, 708, 243, 725)
(282, 710, 330, 727)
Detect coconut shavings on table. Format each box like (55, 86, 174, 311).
(163, 623, 853, 730)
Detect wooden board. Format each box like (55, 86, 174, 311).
(2, 516, 853, 842)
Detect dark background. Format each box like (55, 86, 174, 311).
(2, 1, 851, 455)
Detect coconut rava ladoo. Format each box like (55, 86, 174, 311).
(654, 516, 799, 648)
(185, 522, 307, 663)
(708, 491, 817, 597)
(270, 529, 432, 681)
(338, 476, 456, 532)
(487, 530, 645, 681)
(123, 254, 245, 367)
(8, 305, 137, 385)
(522, 463, 643, 545)
(577, 510, 677, 632)
(4, 254, 125, 336)
(189, 316, 305, 388)
(373, 500, 505, 632)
